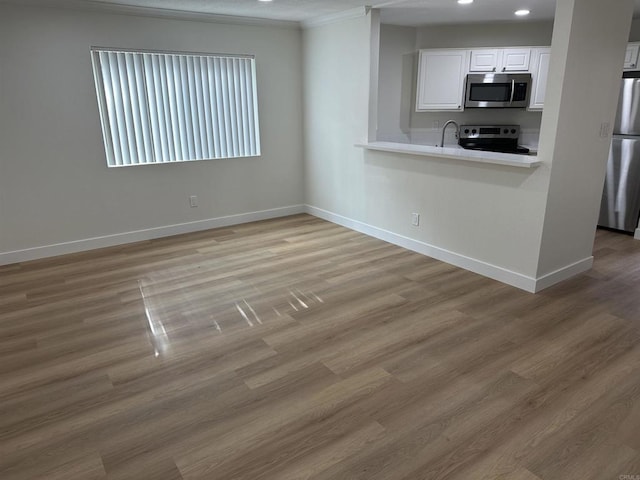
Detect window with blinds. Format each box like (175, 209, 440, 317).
(90, 48, 261, 167)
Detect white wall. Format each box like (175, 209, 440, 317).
(303, 12, 373, 221)
(416, 21, 555, 49)
(0, 16, 7, 255)
(535, 0, 634, 277)
(627, 17, 640, 41)
(377, 25, 415, 143)
(0, 4, 303, 258)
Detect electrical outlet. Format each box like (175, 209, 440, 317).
(411, 213, 420, 226)
(189, 195, 198, 208)
(433, 120, 440, 130)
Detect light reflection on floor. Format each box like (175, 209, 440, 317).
(137, 268, 325, 358)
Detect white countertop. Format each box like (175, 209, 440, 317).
(356, 141, 542, 169)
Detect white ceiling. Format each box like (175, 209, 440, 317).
(381, 0, 557, 26)
(5, 0, 640, 27)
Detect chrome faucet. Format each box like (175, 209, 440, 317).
(440, 120, 460, 147)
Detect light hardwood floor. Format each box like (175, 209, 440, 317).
(1, 214, 640, 479)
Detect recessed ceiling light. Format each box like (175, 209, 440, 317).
(515, 9, 530, 16)
(458, 0, 473, 4)
(258, 0, 272, 2)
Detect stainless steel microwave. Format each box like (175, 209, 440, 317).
(464, 73, 532, 108)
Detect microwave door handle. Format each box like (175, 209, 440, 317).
(509, 79, 515, 104)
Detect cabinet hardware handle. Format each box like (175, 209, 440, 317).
(502, 67, 506, 72)
(492, 67, 496, 72)
(633, 63, 636, 67)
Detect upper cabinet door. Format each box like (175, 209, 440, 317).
(529, 48, 551, 111)
(624, 43, 639, 70)
(469, 49, 500, 72)
(501, 48, 531, 72)
(470, 48, 532, 72)
(416, 49, 468, 111)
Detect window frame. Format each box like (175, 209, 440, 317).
(90, 46, 262, 168)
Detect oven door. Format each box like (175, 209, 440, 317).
(465, 73, 531, 108)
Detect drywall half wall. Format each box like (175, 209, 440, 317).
(0, 4, 304, 263)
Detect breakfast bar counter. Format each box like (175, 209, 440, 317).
(356, 141, 542, 169)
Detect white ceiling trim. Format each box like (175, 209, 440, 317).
(301, 6, 371, 29)
(0, 0, 301, 29)
(299, 0, 431, 28)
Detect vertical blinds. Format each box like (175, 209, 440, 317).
(91, 48, 261, 167)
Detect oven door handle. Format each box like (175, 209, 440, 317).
(509, 79, 515, 104)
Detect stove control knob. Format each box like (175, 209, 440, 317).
(472, 129, 477, 134)
(464, 129, 470, 134)
(503, 129, 509, 134)
(511, 129, 517, 134)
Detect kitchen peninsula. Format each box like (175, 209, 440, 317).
(357, 141, 541, 168)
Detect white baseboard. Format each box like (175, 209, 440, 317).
(304, 205, 592, 293)
(2, 203, 593, 293)
(305, 205, 538, 292)
(0, 205, 305, 266)
(533, 256, 594, 292)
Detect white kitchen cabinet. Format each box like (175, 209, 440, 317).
(529, 48, 551, 110)
(624, 43, 639, 70)
(416, 49, 468, 111)
(501, 48, 531, 72)
(469, 48, 531, 73)
(469, 49, 500, 72)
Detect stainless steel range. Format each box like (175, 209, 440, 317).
(458, 125, 530, 154)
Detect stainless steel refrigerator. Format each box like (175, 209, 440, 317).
(599, 71, 640, 233)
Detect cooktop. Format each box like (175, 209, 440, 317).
(458, 124, 530, 155)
